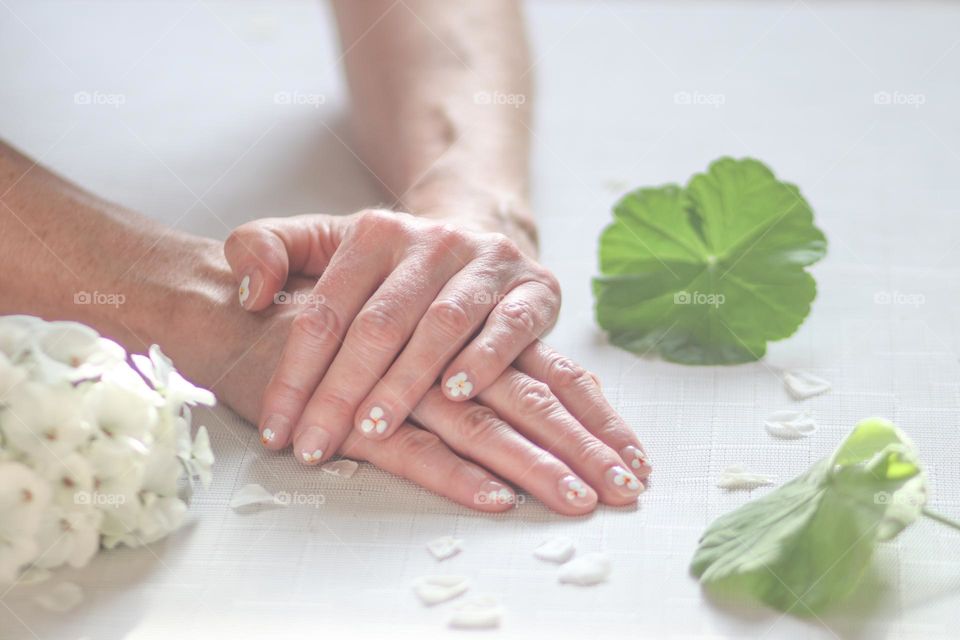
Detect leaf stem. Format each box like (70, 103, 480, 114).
(922, 507, 960, 532)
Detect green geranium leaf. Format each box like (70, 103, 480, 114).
(593, 157, 827, 364)
(690, 418, 928, 614)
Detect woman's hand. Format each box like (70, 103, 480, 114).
(223, 209, 563, 467)
(210, 273, 652, 515)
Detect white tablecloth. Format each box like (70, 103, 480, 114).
(2, 1, 959, 638)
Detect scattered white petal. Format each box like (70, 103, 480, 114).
(229, 484, 280, 509)
(413, 575, 470, 606)
(448, 596, 503, 629)
(533, 537, 575, 564)
(427, 536, 463, 561)
(34, 582, 83, 613)
(320, 459, 359, 478)
(717, 465, 775, 491)
(764, 410, 818, 439)
(558, 553, 611, 586)
(18, 567, 51, 585)
(784, 370, 831, 400)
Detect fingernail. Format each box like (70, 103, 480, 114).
(476, 480, 516, 507)
(620, 445, 652, 479)
(606, 465, 644, 498)
(558, 475, 595, 508)
(444, 371, 474, 399)
(238, 269, 262, 309)
(295, 426, 330, 466)
(260, 414, 290, 448)
(359, 405, 389, 438)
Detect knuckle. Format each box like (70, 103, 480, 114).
(292, 305, 340, 341)
(266, 374, 311, 405)
(396, 428, 444, 460)
(537, 268, 562, 298)
(596, 414, 628, 442)
(569, 435, 610, 462)
(510, 378, 556, 418)
(352, 304, 406, 348)
(497, 299, 538, 334)
(426, 298, 473, 338)
(545, 355, 592, 393)
(457, 406, 504, 443)
(308, 390, 355, 421)
(484, 232, 521, 261)
(419, 224, 469, 264)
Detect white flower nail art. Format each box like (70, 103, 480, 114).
(610, 466, 641, 491)
(238, 275, 251, 306)
(445, 372, 473, 398)
(563, 477, 589, 502)
(260, 428, 275, 444)
(301, 449, 323, 464)
(360, 406, 388, 434)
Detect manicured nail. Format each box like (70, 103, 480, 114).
(620, 445, 652, 479)
(477, 480, 515, 507)
(606, 465, 644, 498)
(260, 414, 290, 448)
(558, 475, 595, 508)
(359, 406, 389, 438)
(295, 426, 330, 466)
(444, 371, 473, 398)
(238, 270, 262, 309)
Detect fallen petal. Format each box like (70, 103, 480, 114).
(717, 465, 775, 490)
(427, 536, 463, 561)
(533, 537, 575, 563)
(413, 575, 470, 605)
(784, 370, 831, 400)
(320, 459, 359, 478)
(448, 596, 503, 629)
(34, 582, 83, 613)
(764, 410, 818, 439)
(558, 553, 611, 586)
(229, 483, 280, 509)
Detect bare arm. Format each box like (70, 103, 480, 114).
(332, 0, 537, 252)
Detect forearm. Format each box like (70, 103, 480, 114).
(0, 141, 238, 384)
(332, 0, 535, 246)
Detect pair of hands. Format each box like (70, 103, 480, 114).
(223, 209, 650, 515)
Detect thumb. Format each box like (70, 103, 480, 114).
(223, 214, 347, 311)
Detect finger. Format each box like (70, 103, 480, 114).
(342, 423, 517, 512)
(412, 387, 598, 515)
(477, 368, 643, 505)
(224, 215, 349, 311)
(257, 238, 390, 451)
(293, 251, 461, 464)
(441, 280, 559, 402)
(352, 261, 514, 441)
(516, 341, 651, 479)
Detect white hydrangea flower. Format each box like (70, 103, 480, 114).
(0, 315, 42, 360)
(33, 504, 102, 570)
(0, 462, 52, 582)
(133, 345, 215, 410)
(0, 383, 92, 461)
(30, 321, 126, 384)
(0, 350, 27, 403)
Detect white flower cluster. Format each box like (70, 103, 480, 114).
(0, 316, 215, 585)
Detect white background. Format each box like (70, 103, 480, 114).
(2, 1, 960, 638)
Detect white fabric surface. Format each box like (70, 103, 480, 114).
(2, 1, 960, 638)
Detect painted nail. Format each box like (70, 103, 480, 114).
(260, 414, 290, 448)
(359, 406, 389, 438)
(620, 445, 652, 479)
(606, 465, 644, 498)
(295, 426, 330, 466)
(477, 480, 516, 507)
(444, 371, 473, 398)
(238, 270, 262, 309)
(558, 475, 595, 508)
